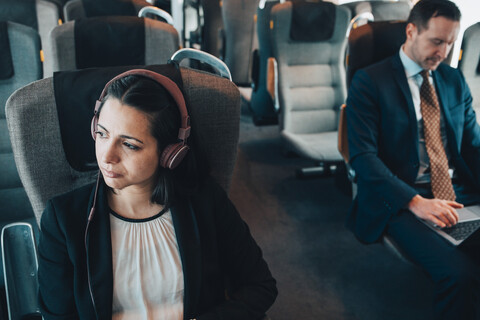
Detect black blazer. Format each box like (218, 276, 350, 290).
(38, 177, 277, 319)
(346, 52, 480, 243)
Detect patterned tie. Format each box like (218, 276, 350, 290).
(419, 70, 456, 201)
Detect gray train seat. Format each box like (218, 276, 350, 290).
(270, 1, 350, 177)
(63, 0, 151, 21)
(221, 0, 259, 86)
(458, 22, 480, 122)
(341, 0, 410, 26)
(199, 0, 223, 58)
(0, 20, 43, 318)
(249, 0, 279, 126)
(0, 0, 61, 77)
(4, 49, 239, 316)
(46, 15, 180, 76)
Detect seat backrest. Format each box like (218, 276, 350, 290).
(1, 21, 41, 223)
(249, 0, 279, 125)
(270, 1, 350, 134)
(63, 0, 150, 21)
(346, 20, 407, 89)
(221, 0, 259, 86)
(199, 0, 223, 58)
(341, 0, 410, 22)
(458, 22, 480, 118)
(6, 63, 240, 224)
(0, 0, 61, 77)
(46, 16, 180, 76)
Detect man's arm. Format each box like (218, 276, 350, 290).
(346, 69, 419, 213)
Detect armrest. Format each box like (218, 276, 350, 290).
(266, 57, 279, 112)
(1, 223, 41, 320)
(338, 104, 356, 183)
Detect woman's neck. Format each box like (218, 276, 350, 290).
(107, 187, 164, 220)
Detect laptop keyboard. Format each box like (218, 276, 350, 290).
(442, 220, 480, 241)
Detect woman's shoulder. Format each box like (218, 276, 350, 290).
(48, 182, 96, 208)
(42, 182, 96, 226)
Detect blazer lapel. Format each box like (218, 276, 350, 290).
(391, 53, 420, 157)
(171, 199, 202, 320)
(85, 181, 113, 319)
(432, 69, 460, 155)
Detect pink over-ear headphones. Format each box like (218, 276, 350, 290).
(91, 69, 191, 170)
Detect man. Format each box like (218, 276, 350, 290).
(346, 0, 480, 318)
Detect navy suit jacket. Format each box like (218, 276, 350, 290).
(346, 52, 480, 244)
(38, 177, 277, 319)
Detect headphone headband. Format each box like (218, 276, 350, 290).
(93, 69, 190, 141)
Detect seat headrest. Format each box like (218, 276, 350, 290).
(0, 0, 38, 30)
(0, 22, 14, 80)
(81, 0, 136, 17)
(289, 0, 336, 42)
(53, 64, 184, 171)
(347, 21, 407, 87)
(74, 16, 146, 69)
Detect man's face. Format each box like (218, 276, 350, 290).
(405, 16, 460, 70)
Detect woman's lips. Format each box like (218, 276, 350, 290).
(101, 168, 122, 178)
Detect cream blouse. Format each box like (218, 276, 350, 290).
(110, 208, 184, 320)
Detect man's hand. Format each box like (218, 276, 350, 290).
(407, 195, 463, 228)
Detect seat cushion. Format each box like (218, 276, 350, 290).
(281, 130, 342, 162)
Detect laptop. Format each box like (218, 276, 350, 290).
(419, 205, 480, 246)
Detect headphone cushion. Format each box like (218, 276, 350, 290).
(160, 143, 190, 169)
(91, 115, 98, 140)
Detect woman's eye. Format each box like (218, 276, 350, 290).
(95, 131, 107, 138)
(123, 142, 140, 151)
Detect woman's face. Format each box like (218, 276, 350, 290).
(95, 98, 159, 193)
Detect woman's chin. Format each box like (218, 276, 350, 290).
(102, 176, 125, 190)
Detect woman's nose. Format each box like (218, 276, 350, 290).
(101, 141, 120, 164)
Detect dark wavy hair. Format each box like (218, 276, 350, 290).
(96, 74, 208, 206)
(407, 0, 461, 33)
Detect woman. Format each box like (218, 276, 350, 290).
(38, 69, 277, 319)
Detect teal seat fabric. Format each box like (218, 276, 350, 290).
(0, 21, 42, 298)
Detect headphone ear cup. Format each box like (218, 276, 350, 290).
(91, 115, 98, 140)
(160, 143, 190, 169)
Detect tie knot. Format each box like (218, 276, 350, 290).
(420, 69, 429, 81)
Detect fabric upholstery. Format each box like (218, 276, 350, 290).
(347, 21, 406, 88)
(0, 21, 40, 231)
(0, 0, 37, 30)
(458, 22, 480, 120)
(270, 2, 350, 161)
(0, 0, 59, 77)
(63, 0, 150, 21)
(74, 17, 146, 69)
(6, 66, 240, 224)
(47, 17, 179, 74)
(222, 0, 258, 85)
(144, 18, 180, 65)
(289, 0, 336, 42)
(0, 22, 13, 80)
(250, 0, 279, 125)
(340, 0, 410, 22)
(63, 0, 85, 21)
(199, 0, 223, 57)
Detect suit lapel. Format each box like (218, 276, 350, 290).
(85, 181, 113, 319)
(432, 69, 459, 155)
(171, 198, 202, 319)
(391, 53, 420, 156)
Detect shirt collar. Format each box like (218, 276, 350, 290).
(399, 46, 424, 78)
